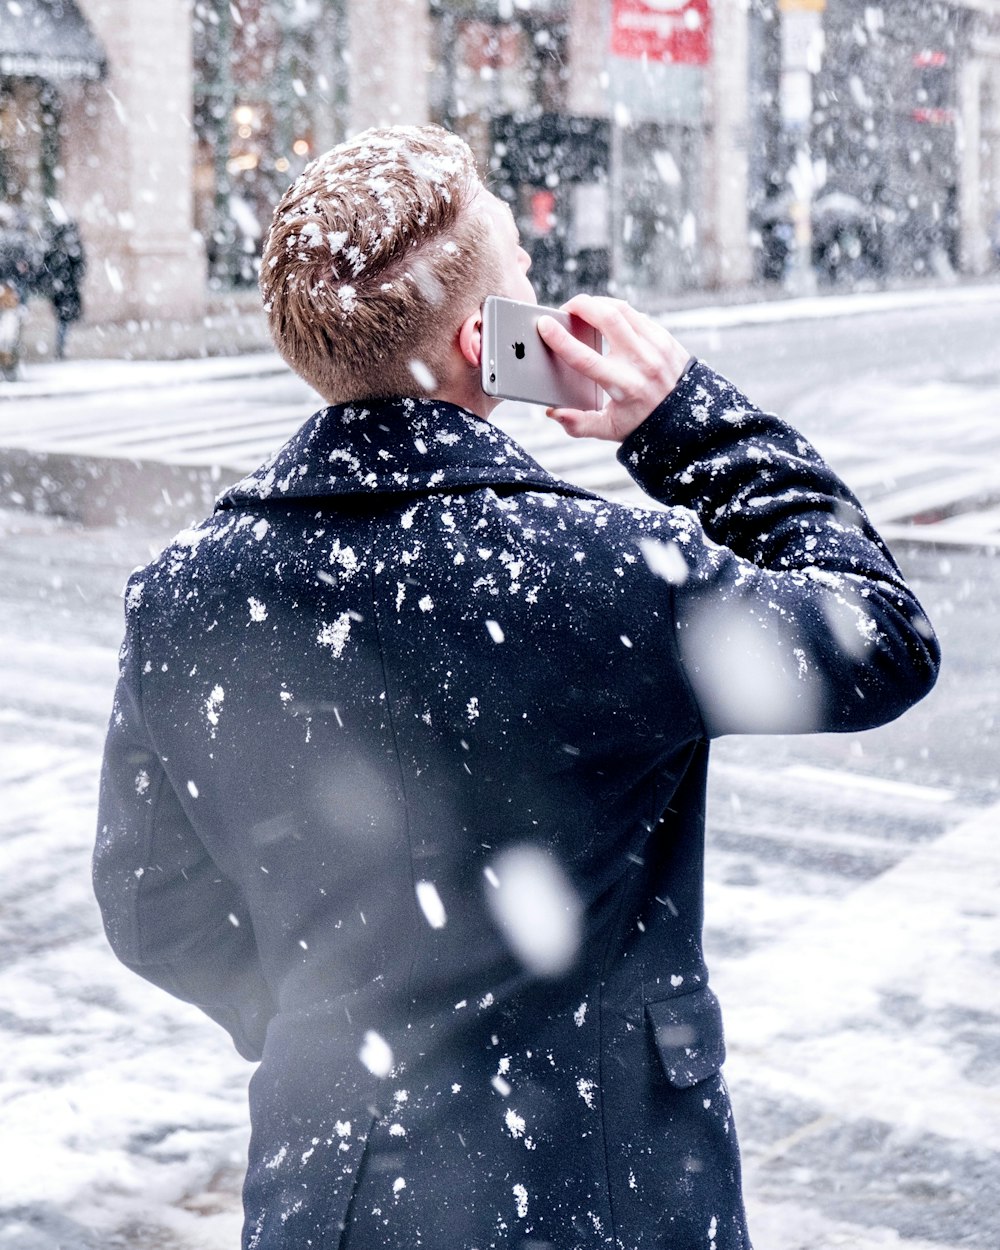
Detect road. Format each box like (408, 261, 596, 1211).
(0, 291, 998, 1249)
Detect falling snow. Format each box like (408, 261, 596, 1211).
(415, 880, 447, 930)
(358, 1030, 393, 1078)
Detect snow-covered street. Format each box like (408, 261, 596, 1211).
(1, 287, 999, 1249)
(0, 514, 248, 1250)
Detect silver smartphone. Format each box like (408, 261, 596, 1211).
(480, 295, 603, 411)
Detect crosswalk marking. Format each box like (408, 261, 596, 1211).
(866, 465, 1000, 526)
(779, 764, 955, 804)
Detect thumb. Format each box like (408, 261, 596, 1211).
(545, 406, 608, 441)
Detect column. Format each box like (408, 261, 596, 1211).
(777, 0, 825, 294)
(62, 0, 206, 325)
(347, 0, 431, 134)
(567, 0, 609, 117)
(958, 57, 989, 274)
(703, 0, 753, 288)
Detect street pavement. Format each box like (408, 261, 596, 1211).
(0, 286, 998, 1249)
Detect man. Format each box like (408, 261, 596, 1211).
(94, 126, 938, 1249)
(40, 215, 86, 360)
(0, 204, 42, 380)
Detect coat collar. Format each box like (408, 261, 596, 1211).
(217, 395, 598, 510)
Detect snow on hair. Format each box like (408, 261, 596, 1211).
(260, 124, 502, 405)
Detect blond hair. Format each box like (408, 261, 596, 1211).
(260, 125, 502, 405)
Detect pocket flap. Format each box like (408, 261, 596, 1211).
(646, 986, 726, 1089)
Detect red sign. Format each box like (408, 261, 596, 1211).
(611, 0, 712, 67)
(913, 51, 948, 69)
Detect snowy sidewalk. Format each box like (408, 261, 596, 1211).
(0, 512, 249, 1250)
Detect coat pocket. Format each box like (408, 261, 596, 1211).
(645, 985, 727, 1088)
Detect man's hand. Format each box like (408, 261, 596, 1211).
(536, 294, 692, 443)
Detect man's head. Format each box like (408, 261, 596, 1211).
(261, 124, 532, 408)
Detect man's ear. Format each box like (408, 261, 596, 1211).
(457, 309, 483, 368)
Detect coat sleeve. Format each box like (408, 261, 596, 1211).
(93, 606, 276, 1061)
(618, 360, 940, 738)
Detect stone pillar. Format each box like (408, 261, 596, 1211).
(62, 0, 206, 325)
(986, 60, 1000, 263)
(347, 0, 431, 134)
(958, 57, 989, 274)
(567, 0, 609, 117)
(703, 0, 753, 289)
(958, 14, 1000, 278)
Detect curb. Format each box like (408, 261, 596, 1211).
(0, 353, 289, 404)
(0, 447, 234, 529)
(663, 280, 1000, 332)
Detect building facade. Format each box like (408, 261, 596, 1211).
(1, 0, 998, 340)
(748, 0, 1000, 286)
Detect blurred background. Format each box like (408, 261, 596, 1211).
(1, 0, 999, 365)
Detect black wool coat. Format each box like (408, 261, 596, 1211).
(94, 362, 939, 1250)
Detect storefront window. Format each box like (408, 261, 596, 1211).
(193, 0, 341, 288)
(0, 80, 46, 208)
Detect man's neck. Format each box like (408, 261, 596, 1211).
(430, 376, 497, 422)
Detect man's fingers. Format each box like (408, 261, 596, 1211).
(616, 303, 683, 356)
(546, 406, 604, 440)
(559, 294, 688, 382)
(560, 294, 652, 362)
(616, 304, 693, 381)
(539, 294, 692, 443)
(537, 310, 649, 401)
(536, 314, 618, 389)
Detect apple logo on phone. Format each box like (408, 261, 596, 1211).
(513, 341, 525, 360)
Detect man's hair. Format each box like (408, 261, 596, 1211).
(260, 124, 503, 405)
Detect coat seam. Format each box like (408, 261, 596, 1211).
(664, 576, 711, 745)
(125, 603, 162, 966)
(596, 874, 637, 1247)
(366, 557, 424, 1024)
